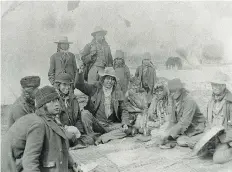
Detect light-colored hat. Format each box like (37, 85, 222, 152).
(115, 50, 124, 59)
(54, 36, 73, 44)
(99, 67, 117, 79)
(91, 26, 107, 36)
(210, 71, 230, 85)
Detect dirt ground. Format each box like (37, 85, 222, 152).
(1, 65, 232, 171)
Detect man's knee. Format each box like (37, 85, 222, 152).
(213, 143, 232, 164)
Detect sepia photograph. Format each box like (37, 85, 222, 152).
(1, 0, 232, 171)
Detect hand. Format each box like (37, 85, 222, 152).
(73, 164, 83, 172)
(122, 124, 129, 131)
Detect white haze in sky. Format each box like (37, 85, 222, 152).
(1, 1, 232, 104)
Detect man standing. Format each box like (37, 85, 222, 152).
(2, 86, 82, 172)
(161, 78, 206, 147)
(135, 52, 156, 105)
(8, 76, 40, 128)
(75, 66, 131, 144)
(113, 50, 130, 95)
(200, 71, 232, 164)
(48, 36, 77, 92)
(81, 26, 113, 84)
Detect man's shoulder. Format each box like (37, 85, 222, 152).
(183, 94, 197, 106)
(16, 113, 44, 125)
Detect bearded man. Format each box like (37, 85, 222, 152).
(75, 66, 131, 144)
(81, 26, 113, 83)
(8, 76, 40, 128)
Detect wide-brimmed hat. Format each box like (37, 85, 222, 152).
(20, 76, 40, 88)
(210, 71, 230, 85)
(91, 26, 107, 37)
(115, 50, 124, 59)
(168, 78, 184, 91)
(54, 36, 73, 44)
(99, 67, 117, 79)
(55, 73, 73, 84)
(35, 86, 59, 108)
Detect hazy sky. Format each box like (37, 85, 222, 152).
(1, 1, 232, 104)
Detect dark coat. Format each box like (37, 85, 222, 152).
(114, 65, 130, 95)
(75, 72, 130, 126)
(48, 52, 77, 85)
(1, 109, 75, 172)
(207, 89, 232, 143)
(168, 92, 206, 138)
(7, 96, 35, 129)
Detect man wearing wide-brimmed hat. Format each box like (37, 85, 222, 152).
(7, 76, 40, 128)
(113, 50, 130, 95)
(2, 86, 82, 172)
(160, 78, 206, 148)
(135, 52, 156, 105)
(81, 26, 113, 84)
(48, 36, 77, 92)
(75, 66, 131, 144)
(197, 71, 232, 164)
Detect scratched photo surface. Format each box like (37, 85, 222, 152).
(1, 1, 232, 172)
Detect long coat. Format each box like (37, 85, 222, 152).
(75, 72, 130, 126)
(7, 96, 35, 128)
(168, 92, 206, 138)
(135, 64, 156, 103)
(48, 52, 77, 85)
(114, 65, 130, 95)
(206, 89, 232, 143)
(1, 109, 75, 172)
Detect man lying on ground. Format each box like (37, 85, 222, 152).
(160, 78, 206, 147)
(75, 66, 131, 145)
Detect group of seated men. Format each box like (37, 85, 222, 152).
(2, 64, 232, 171)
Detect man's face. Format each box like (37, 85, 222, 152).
(59, 83, 71, 95)
(143, 59, 150, 66)
(130, 83, 140, 92)
(211, 83, 226, 95)
(169, 88, 182, 100)
(103, 76, 115, 89)
(60, 43, 69, 51)
(25, 87, 39, 99)
(46, 99, 61, 115)
(155, 87, 166, 100)
(95, 33, 104, 43)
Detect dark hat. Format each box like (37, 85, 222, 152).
(167, 78, 184, 91)
(20, 76, 41, 88)
(55, 73, 73, 84)
(35, 86, 59, 108)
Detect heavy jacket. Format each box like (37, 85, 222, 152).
(168, 92, 206, 138)
(114, 65, 130, 95)
(48, 52, 77, 85)
(206, 89, 232, 143)
(135, 64, 156, 103)
(7, 95, 35, 128)
(1, 109, 75, 172)
(81, 40, 113, 81)
(75, 72, 130, 126)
